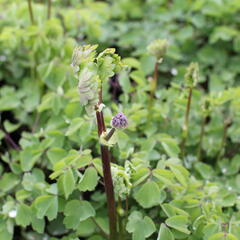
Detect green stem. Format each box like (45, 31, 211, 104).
(150, 62, 159, 99)
(181, 87, 193, 157)
(27, 0, 35, 24)
(217, 119, 231, 162)
(197, 116, 206, 161)
(148, 62, 159, 108)
(47, 0, 51, 19)
(118, 198, 124, 240)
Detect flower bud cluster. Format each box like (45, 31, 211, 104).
(147, 39, 169, 60)
(111, 112, 128, 129)
(184, 62, 199, 88)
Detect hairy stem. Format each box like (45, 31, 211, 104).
(197, 116, 206, 161)
(47, 0, 51, 19)
(27, 0, 35, 24)
(181, 87, 193, 157)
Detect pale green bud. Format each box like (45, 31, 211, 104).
(184, 62, 199, 88)
(147, 39, 169, 60)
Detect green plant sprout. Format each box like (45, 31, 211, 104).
(181, 62, 199, 158)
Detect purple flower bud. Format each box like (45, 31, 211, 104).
(111, 112, 128, 129)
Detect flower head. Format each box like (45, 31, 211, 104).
(147, 39, 169, 60)
(111, 112, 128, 129)
(184, 62, 199, 87)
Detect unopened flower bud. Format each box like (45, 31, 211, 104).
(184, 62, 199, 87)
(147, 39, 169, 60)
(111, 112, 128, 129)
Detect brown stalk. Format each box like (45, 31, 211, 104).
(95, 85, 118, 240)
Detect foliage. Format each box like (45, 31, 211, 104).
(0, 0, 240, 240)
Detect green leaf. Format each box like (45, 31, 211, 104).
(122, 57, 141, 69)
(3, 120, 20, 133)
(126, 211, 156, 239)
(34, 195, 58, 221)
(203, 223, 220, 238)
(61, 168, 76, 199)
(157, 134, 180, 157)
(78, 167, 99, 192)
(161, 203, 189, 218)
(166, 215, 190, 234)
(38, 61, 67, 90)
(152, 169, 175, 186)
(209, 232, 238, 240)
(194, 162, 214, 180)
(64, 200, 95, 229)
(132, 168, 151, 187)
(47, 148, 68, 165)
(117, 130, 130, 149)
(31, 212, 45, 233)
(130, 70, 145, 86)
(0, 173, 19, 192)
(157, 224, 174, 240)
(20, 146, 42, 171)
(16, 204, 31, 227)
(169, 164, 189, 187)
(76, 218, 96, 237)
(65, 118, 83, 136)
(134, 181, 160, 208)
(0, 217, 12, 240)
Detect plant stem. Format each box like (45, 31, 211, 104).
(118, 197, 124, 240)
(150, 62, 159, 102)
(125, 195, 129, 219)
(181, 87, 193, 157)
(4, 132, 21, 151)
(95, 85, 118, 240)
(197, 116, 206, 161)
(217, 119, 231, 162)
(27, 0, 35, 24)
(47, 0, 51, 19)
(91, 217, 109, 239)
(100, 144, 118, 240)
(105, 128, 116, 141)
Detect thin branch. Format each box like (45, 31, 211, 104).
(4, 132, 21, 151)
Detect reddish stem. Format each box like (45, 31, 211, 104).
(95, 109, 118, 240)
